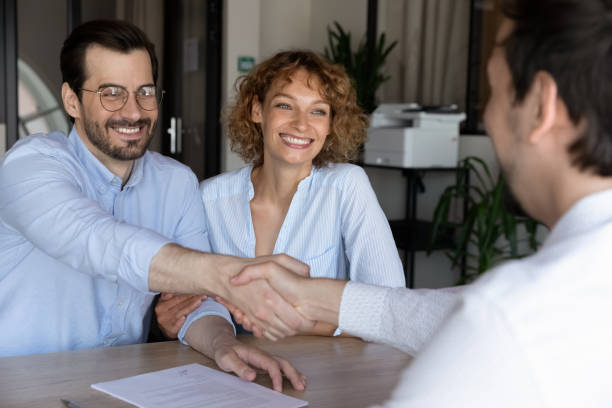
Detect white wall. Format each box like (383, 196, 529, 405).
(259, 0, 311, 59)
(222, 0, 262, 171)
(308, 0, 368, 53)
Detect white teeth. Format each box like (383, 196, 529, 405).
(281, 135, 311, 145)
(115, 127, 140, 134)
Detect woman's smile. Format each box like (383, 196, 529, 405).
(279, 133, 314, 149)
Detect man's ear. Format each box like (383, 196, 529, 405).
(527, 71, 558, 144)
(251, 96, 263, 124)
(62, 82, 81, 121)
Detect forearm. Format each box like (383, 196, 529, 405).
(296, 278, 347, 326)
(339, 282, 462, 355)
(184, 315, 236, 358)
(149, 243, 236, 297)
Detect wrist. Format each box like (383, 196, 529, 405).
(204, 253, 245, 299)
(210, 324, 238, 353)
(149, 244, 231, 297)
(299, 278, 346, 326)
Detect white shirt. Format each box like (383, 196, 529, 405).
(340, 189, 612, 407)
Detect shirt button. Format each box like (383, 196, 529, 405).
(103, 340, 110, 346)
(117, 300, 125, 307)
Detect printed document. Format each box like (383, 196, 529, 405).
(91, 363, 308, 408)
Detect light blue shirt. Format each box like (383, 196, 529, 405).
(0, 128, 229, 357)
(200, 164, 405, 286)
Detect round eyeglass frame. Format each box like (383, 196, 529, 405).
(79, 86, 165, 112)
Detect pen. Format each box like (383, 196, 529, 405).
(61, 399, 85, 408)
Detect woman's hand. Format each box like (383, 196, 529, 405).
(184, 315, 306, 392)
(212, 335, 306, 392)
(155, 293, 207, 339)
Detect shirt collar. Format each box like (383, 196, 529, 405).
(244, 164, 318, 199)
(544, 188, 612, 248)
(68, 126, 146, 190)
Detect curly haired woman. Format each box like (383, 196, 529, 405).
(201, 50, 405, 336)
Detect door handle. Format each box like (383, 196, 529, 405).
(167, 117, 183, 154)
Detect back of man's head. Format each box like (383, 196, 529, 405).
(60, 20, 158, 99)
(502, 0, 612, 175)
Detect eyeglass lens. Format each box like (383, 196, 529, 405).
(99, 86, 162, 111)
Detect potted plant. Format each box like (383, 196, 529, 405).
(430, 156, 541, 283)
(324, 21, 397, 113)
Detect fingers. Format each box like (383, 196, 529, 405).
(224, 262, 311, 337)
(275, 357, 307, 392)
(235, 346, 282, 392)
(229, 266, 265, 286)
(233, 345, 307, 392)
(229, 255, 309, 287)
(157, 293, 206, 314)
(271, 254, 310, 278)
(216, 348, 257, 382)
(155, 293, 206, 338)
(215, 296, 264, 336)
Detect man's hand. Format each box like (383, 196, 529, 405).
(214, 254, 315, 340)
(184, 316, 306, 392)
(220, 264, 347, 334)
(155, 293, 206, 339)
(216, 261, 308, 335)
(149, 244, 313, 340)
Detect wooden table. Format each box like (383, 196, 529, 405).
(0, 336, 412, 408)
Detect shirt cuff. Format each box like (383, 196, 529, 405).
(339, 281, 388, 339)
(178, 299, 236, 345)
(117, 229, 172, 294)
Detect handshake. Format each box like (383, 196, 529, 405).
(150, 245, 348, 342)
(214, 254, 346, 341)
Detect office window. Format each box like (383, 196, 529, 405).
(18, 59, 69, 138)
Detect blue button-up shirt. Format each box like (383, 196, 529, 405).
(0, 128, 228, 357)
(200, 164, 406, 285)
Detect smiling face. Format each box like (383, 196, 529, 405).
(251, 69, 331, 170)
(66, 45, 157, 168)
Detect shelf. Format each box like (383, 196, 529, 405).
(389, 219, 455, 252)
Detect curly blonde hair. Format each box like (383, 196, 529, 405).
(226, 50, 368, 167)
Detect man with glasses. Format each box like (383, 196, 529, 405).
(0, 19, 307, 392)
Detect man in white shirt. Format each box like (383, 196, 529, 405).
(222, 0, 612, 405)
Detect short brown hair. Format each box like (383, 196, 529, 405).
(60, 20, 158, 123)
(226, 50, 368, 167)
(502, 0, 612, 175)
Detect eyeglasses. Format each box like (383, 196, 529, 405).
(79, 85, 165, 112)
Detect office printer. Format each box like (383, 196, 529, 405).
(364, 104, 466, 168)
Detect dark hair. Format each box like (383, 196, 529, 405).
(226, 50, 368, 167)
(60, 19, 158, 95)
(502, 0, 612, 175)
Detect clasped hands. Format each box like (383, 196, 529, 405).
(217, 253, 315, 340)
(156, 253, 315, 341)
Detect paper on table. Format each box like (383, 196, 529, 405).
(91, 363, 308, 408)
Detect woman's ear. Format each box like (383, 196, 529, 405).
(251, 96, 263, 124)
(62, 82, 81, 121)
